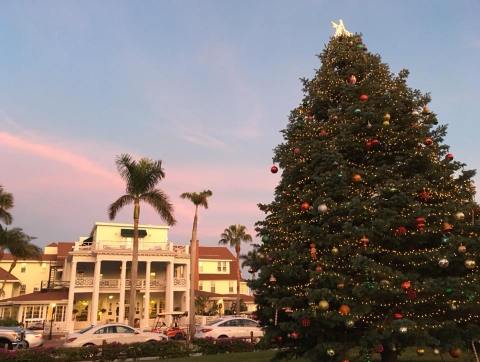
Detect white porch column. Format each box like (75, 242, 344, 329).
(165, 261, 174, 325)
(142, 261, 151, 329)
(184, 263, 190, 314)
(91, 260, 101, 326)
(66, 260, 77, 332)
(118, 260, 127, 323)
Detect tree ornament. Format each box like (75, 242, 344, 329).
(300, 317, 311, 327)
(301, 202, 311, 211)
(395, 226, 407, 236)
(383, 119, 390, 126)
(383, 113, 391, 122)
(318, 204, 328, 213)
(347, 74, 357, 85)
(399, 326, 408, 333)
(290, 331, 299, 339)
(261, 235, 269, 242)
(318, 300, 330, 311)
(319, 129, 328, 137)
(458, 244, 467, 253)
(412, 110, 420, 116)
(424, 137, 433, 146)
(345, 319, 355, 328)
(270, 165, 278, 174)
(449, 348, 461, 358)
(455, 211, 465, 221)
(438, 258, 449, 268)
(331, 246, 339, 255)
(337, 282, 345, 289)
(310, 244, 317, 260)
(365, 140, 373, 149)
(359, 94, 368, 102)
(401, 280, 411, 290)
(315, 265, 323, 272)
(393, 312, 403, 319)
(416, 348, 425, 356)
(360, 235, 369, 246)
(415, 216, 426, 225)
(442, 222, 453, 233)
(418, 190, 432, 202)
(446, 153, 454, 161)
(433, 348, 440, 355)
(269, 274, 277, 283)
(422, 105, 430, 114)
(354, 108, 361, 114)
(293, 147, 301, 155)
(371, 139, 380, 146)
(367, 121, 372, 128)
(441, 235, 450, 244)
(326, 348, 335, 357)
(465, 259, 476, 269)
(352, 174, 362, 182)
(339, 304, 351, 315)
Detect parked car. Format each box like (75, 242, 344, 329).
(24, 329, 44, 348)
(64, 323, 167, 348)
(0, 326, 25, 349)
(194, 317, 263, 340)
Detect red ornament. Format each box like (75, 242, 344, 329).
(401, 280, 411, 290)
(270, 165, 278, 174)
(359, 94, 369, 102)
(395, 226, 407, 236)
(424, 137, 433, 146)
(290, 331, 300, 339)
(319, 129, 328, 137)
(446, 153, 454, 161)
(417, 223, 425, 232)
(415, 217, 426, 224)
(293, 147, 301, 155)
(347, 74, 357, 85)
(315, 265, 323, 272)
(418, 190, 431, 202)
(371, 139, 380, 146)
(339, 304, 351, 316)
(300, 317, 311, 327)
(365, 140, 373, 149)
(393, 312, 403, 320)
(352, 174, 362, 183)
(449, 348, 462, 358)
(301, 202, 310, 211)
(360, 235, 369, 247)
(442, 222, 453, 233)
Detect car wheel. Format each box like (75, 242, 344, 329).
(146, 339, 157, 344)
(81, 343, 97, 359)
(0, 338, 13, 350)
(217, 335, 228, 339)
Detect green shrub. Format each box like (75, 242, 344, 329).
(0, 318, 20, 327)
(194, 338, 255, 355)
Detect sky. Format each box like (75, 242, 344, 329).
(1, 1, 479, 250)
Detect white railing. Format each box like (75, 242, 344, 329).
(99, 279, 119, 288)
(74, 240, 176, 252)
(75, 277, 167, 289)
(173, 278, 187, 287)
(75, 278, 94, 287)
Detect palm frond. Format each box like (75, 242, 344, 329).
(0, 227, 39, 259)
(0, 186, 14, 225)
(141, 189, 176, 226)
(108, 194, 135, 220)
(180, 190, 212, 209)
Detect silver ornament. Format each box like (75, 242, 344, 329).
(438, 258, 449, 268)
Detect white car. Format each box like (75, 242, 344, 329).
(64, 323, 167, 348)
(24, 329, 44, 348)
(194, 317, 263, 340)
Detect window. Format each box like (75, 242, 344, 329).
(199, 281, 203, 291)
(116, 326, 135, 333)
(20, 265, 26, 273)
(229, 281, 234, 293)
(20, 284, 26, 295)
(54, 305, 66, 322)
(95, 326, 116, 334)
(222, 261, 227, 272)
(199, 262, 203, 273)
(241, 319, 258, 327)
(210, 282, 215, 293)
(220, 319, 239, 327)
(217, 261, 227, 272)
(217, 262, 222, 272)
(174, 265, 185, 278)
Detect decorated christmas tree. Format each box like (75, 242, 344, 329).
(249, 21, 480, 362)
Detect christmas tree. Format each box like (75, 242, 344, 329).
(249, 21, 480, 362)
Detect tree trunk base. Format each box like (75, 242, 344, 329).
(380, 349, 398, 362)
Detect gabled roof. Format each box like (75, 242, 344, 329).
(46, 242, 58, 247)
(0, 267, 19, 282)
(198, 246, 235, 260)
(0, 289, 68, 303)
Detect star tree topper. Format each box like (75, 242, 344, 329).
(331, 19, 352, 37)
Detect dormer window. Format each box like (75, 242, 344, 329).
(120, 229, 147, 238)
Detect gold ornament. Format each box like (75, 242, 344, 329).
(465, 260, 476, 269)
(458, 244, 467, 253)
(416, 348, 425, 356)
(318, 300, 330, 311)
(455, 211, 465, 221)
(383, 113, 391, 122)
(326, 348, 335, 357)
(331, 247, 339, 255)
(433, 348, 440, 355)
(383, 119, 390, 126)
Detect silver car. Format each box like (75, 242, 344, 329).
(24, 329, 44, 348)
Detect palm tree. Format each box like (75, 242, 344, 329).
(0, 186, 14, 226)
(0, 228, 40, 296)
(109, 154, 176, 327)
(219, 224, 252, 315)
(180, 190, 212, 339)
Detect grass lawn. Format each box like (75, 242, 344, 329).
(159, 349, 475, 362)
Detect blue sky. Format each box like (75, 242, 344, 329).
(0, 1, 479, 248)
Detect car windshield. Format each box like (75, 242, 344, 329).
(206, 319, 224, 326)
(78, 325, 95, 334)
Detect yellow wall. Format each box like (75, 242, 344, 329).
(93, 223, 169, 249)
(199, 280, 249, 295)
(198, 260, 230, 274)
(0, 260, 50, 295)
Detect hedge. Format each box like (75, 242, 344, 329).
(0, 338, 260, 361)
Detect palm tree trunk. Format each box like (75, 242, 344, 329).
(189, 205, 198, 340)
(129, 199, 140, 327)
(235, 247, 240, 315)
(0, 259, 16, 296)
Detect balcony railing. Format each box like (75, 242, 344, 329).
(173, 278, 187, 287)
(75, 277, 168, 289)
(74, 240, 189, 253)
